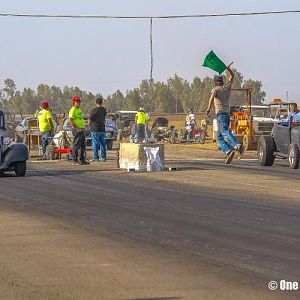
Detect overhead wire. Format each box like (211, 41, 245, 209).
(1, 9, 299, 83)
(0, 10, 299, 19)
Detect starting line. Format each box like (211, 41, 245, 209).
(166, 158, 257, 161)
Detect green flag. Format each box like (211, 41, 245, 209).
(202, 50, 227, 74)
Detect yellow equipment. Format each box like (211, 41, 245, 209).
(229, 88, 257, 151)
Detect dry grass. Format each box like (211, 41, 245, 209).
(148, 113, 213, 137)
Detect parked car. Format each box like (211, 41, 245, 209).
(257, 121, 300, 169)
(114, 110, 137, 140)
(4, 113, 21, 139)
(267, 101, 291, 121)
(248, 105, 281, 135)
(0, 110, 29, 176)
(62, 117, 117, 150)
(16, 114, 117, 150)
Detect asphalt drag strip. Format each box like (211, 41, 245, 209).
(0, 159, 299, 299)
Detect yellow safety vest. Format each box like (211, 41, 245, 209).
(136, 112, 148, 125)
(69, 107, 85, 129)
(38, 109, 52, 132)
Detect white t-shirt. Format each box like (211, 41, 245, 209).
(186, 113, 195, 125)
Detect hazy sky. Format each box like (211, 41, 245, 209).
(0, 0, 299, 103)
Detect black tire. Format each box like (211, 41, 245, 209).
(288, 144, 299, 169)
(14, 161, 26, 177)
(107, 140, 113, 150)
(257, 135, 275, 166)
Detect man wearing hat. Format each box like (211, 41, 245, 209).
(206, 65, 243, 164)
(135, 107, 148, 143)
(69, 96, 90, 165)
(37, 101, 54, 160)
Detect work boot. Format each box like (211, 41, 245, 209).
(225, 150, 235, 165)
(235, 144, 244, 160)
(89, 159, 99, 162)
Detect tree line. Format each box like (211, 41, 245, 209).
(0, 69, 266, 116)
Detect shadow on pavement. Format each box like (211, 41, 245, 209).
(0, 168, 122, 178)
(126, 297, 182, 300)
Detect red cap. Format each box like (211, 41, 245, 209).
(41, 101, 48, 108)
(72, 96, 81, 103)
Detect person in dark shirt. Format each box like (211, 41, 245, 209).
(89, 97, 107, 162)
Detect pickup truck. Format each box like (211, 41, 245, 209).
(257, 121, 300, 169)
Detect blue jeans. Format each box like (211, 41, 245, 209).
(217, 112, 239, 154)
(41, 131, 52, 157)
(91, 132, 106, 160)
(136, 124, 145, 143)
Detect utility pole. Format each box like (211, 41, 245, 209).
(149, 18, 153, 84)
(149, 18, 154, 113)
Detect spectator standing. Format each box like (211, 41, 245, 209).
(135, 107, 148, 143)
(186, 108, 196, 129)
(89, 97, 107, 162)
(69, 96, 90, 165)
(286, 103, 300, 123)
(183, 108, 196, 140)
(37, 101, 54, 160)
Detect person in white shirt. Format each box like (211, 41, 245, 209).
(186, 108, 196, 129)
(183, 108, 196, 140)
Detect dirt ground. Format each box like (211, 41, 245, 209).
(149, 112, 206, 129)
(28, 140, 257, 162)
(163, 142, 257, 160)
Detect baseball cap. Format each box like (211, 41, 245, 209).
(72, 96, 81, 102)
(214, 75, 224, 83)
(41, 101, 49, 108)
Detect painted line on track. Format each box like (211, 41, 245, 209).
(166, 158, 257, 161)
